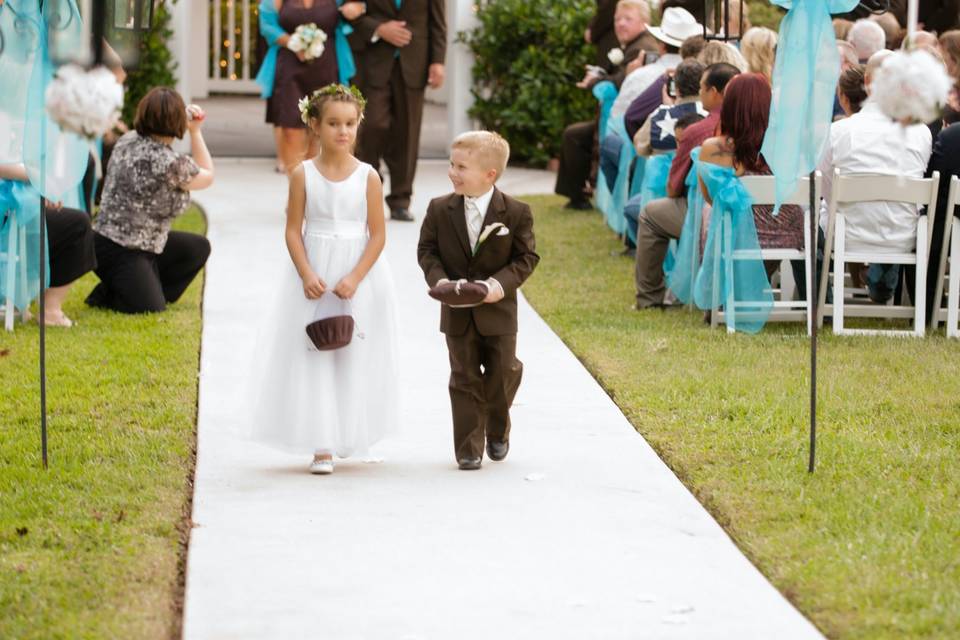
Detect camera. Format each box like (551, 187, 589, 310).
(666, 77, 677, 98)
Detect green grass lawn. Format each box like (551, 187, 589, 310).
(521, 196, 960, 640)
(0, 208, 205, 640)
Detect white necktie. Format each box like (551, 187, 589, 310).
(466, 198, 484, 248)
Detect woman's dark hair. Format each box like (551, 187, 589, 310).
(703, 62, 741, 94)
(838, 64, 867, 113)
(680, 35, 707, 60)
(675, 59, 706, 98)
(719, 72, 771, 172)
(134, 87, 187, 139)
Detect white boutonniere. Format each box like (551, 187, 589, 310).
(607, 47, 625, 66)
(473, 222, 509, 254)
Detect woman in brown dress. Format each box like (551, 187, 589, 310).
(266, 0, 340, 173)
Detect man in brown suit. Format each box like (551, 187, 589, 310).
(417, 132, 539, 470)
(349, 0, 446, 222)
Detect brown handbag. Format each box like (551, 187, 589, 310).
(305, 295, 355, 351)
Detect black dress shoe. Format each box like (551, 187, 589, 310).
(486, 440, 509, 462)
(457, 457, 482, 470)
(390, 208, 415, 222)
(563, 199, 593, 211)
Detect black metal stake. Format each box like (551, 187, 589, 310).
(39, 199, 47, 469)
(808, 170, 817, 473)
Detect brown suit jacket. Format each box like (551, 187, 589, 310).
(348, 0, 446, 90)
(607, 32, 660, 89)
(417, 189, 540, 337)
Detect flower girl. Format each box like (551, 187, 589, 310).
(251, 84, 399, 474)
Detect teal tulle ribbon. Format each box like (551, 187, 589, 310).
(593, 80, 618, 140)
(760, 0, 858, 212)
(256, 0, 357, 99)
(0, 180, 48, 311)
(601, 115, 635, 235)
(665, 146, 704, 303)
(693, 162, 773, 334)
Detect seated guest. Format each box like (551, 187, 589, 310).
(697, 40, 748, 72)
(587, 0, 620, 72)
(870, 12, 904, 50)
(740, 27, 777, 81)
(0, 164, 96, 327)
(633, 59, 707, 157)
(833, 18, 854, 40)
(924, 83, 960, 321)
(86, 87, 214, 313)
(818, 66, 933, 304)
(623, 35, 707, 141)
(847, 19, 887, 63)
(837, 65, 867, 117)
(901, 30, 938, 51)
(633, 62, 740, 308)
(611, 7, 703, 119)
(698, 73, 804, 267)
(941, 31, 960, 81)
(623, 111, 703, 255)
(556, 0, 657, 210)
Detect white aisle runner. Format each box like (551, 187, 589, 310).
(183, 159, 823, 640)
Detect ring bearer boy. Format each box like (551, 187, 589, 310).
(417, 131, 540, 470)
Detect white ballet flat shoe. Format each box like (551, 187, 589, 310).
(309, 458, 334, 475)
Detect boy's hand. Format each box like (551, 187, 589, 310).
(333, 273, 359, 299)
(302, 271, 326, 299)
(482, 279, 504, 304)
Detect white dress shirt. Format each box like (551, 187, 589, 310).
(464, 187, 495, 249)
(819, 100, 933, 253)
(459, 187, 504, 299)
(610, 53, 681, 120)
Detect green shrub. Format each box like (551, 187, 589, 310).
(458, 0, 597, 167)
(121, 0, 178, 125)
(747, 1, 786, 31)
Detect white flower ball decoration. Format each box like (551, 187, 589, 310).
(871, 49, 952, 125)
(607, 47, 625, 66)
(46, 64, 123, 139)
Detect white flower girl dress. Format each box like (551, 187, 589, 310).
(251, 160, 399, 457)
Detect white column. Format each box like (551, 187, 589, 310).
(169, 0, 211, 101)
(446, 0, 477, 143)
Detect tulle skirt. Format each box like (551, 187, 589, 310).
(250, 231, 399, 456)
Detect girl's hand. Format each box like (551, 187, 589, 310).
(340, 1, 366, 21)
(333, 273, 359, 299)
(302, 271, 326, 299)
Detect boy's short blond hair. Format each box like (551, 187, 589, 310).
(450, 130, 511, 180)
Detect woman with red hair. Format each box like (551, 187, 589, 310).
(698, 72, 803, 250)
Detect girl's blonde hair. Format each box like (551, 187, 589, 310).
(299, 83, 366, 125)
(451, 131, 511, 180)
(698, 41, 748, 72)
(741, 26, 778, 80)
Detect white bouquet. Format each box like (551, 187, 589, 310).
(287, 23, 328, 61)
(607, 47, 625, 66)
(45, 64, 123, 139)
(872, 49, 952, 125)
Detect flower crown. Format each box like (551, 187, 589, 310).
(298, 84, 367, 124)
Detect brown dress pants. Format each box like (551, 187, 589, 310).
(634, 195, 687, 308)
(445, 319, 523, 461)
(355, 60, 425, 212)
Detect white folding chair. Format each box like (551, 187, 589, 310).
(712, 173, 819, 335)
(931, 175, 959, 338)
(817, 170, 940, 337)
(2, 208, 30, 332)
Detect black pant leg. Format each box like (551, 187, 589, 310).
(479, 333, 522, 446)
(88, 233, 166, 313)
(46, 207, 96, 287)
(155, 231, 211, 304)
(555, 120, 597, 201)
